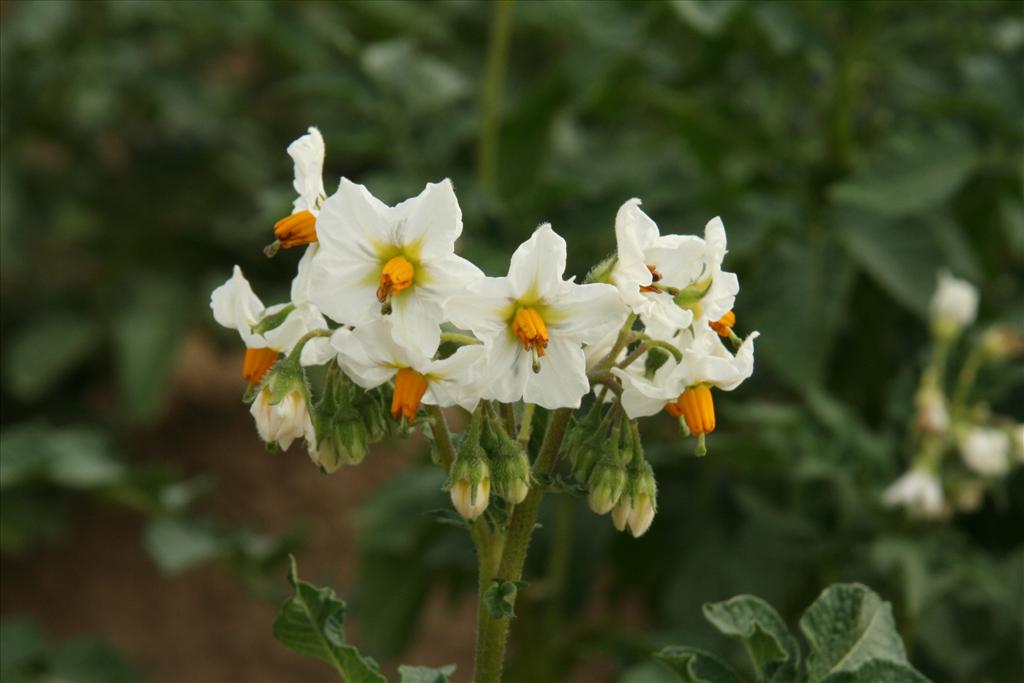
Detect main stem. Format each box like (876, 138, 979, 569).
(473, 407, 573, 683)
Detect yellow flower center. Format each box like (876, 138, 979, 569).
(708, 310, 736, 337)
(665, 385, 716, 435)
(377, 256, 415, 304)
(512, 306, 549, 372)
(391, 367, 428, 421)
(243, 347, 280, 384)
(273, 210, 318, 248)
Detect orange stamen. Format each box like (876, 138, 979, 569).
(391, 367, 428, 420)
(665, 385, 716, 435)
(640, 263, 663, 293)
(511, 307, 549, 356)
(709, 310, 736, 337)
(243, 347, 280, 384)
(273, 210, 318, 248)
(376, 256, 415, 303)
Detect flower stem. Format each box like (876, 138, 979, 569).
(472, 407, 573, 683)
(425, 405, 457, 471)
(477, 0, 516, 194)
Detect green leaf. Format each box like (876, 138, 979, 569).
(483, 578, 528, 619)
(830, 135, 978, 217)
(836, 210, 957, 317)
(144, 518, 225, 574)
(742, 236, 854, 389)
(272, 556, 387, 683)
(799, 583, 910, 681)
(49, 638, 144, 683)
(818, 659, 931, 683)
(397, 664, 456, 683)
(3, 311, 101, 401)
(702, 594, 800, 682)
(0, 618, 47, 680)
(655, 647, 745, 683)
(113, 274, 188, 424)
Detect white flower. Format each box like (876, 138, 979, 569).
(250, 386, 314, 451)
(210, 266, 332, 382)
(333, 320, 485, 418)
(914, 385, 949, 434)
(959, 427, 1011, 476)
(273, 127, 327, 250)
(611, 198, 703, 331)
(612, 326, 757, 422)
(882, 469, 945, 519)
(930, 270, 978, 332)
(311, 178, 482, 357)
(613, 200, 739, 341)
(445, 224, 627, 409)
(288, 126, 326, 215)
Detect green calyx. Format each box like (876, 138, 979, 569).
(252, 304, 296, 336)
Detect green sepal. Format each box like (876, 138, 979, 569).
(252, 304, 295, 336)
(584, 253, 617, 284)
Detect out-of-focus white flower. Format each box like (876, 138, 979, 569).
(210, 265, 331, 383)
(930, 270, 978, 335)
(882, 469, 946, 519)
(960, 427, 1011, 476)
(311, 178, 481, 357)
(333, 320, 485, 418)
(914, 385, 949, 434)
(446, 225, 627, 409)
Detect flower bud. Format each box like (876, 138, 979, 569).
(981, 325, 1023, 360)
(249, 357, 312, 450)
(448, 450, 491, 520)
(643, 347, 670, 379)
(311, 408, 370, 472)
(587, 457, 627, 515)
(929, 270, 978, 339)
(959, 427, 1011, 477)
(612, 459, 657, 537)
(570, 438, 603, 484)
(491, 441, 531, 504)
(914, 385, 949, 434)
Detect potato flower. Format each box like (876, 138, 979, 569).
(311, 178, 482, 357)
(270, 126, 327, 251)
(445, 224, 626, 409)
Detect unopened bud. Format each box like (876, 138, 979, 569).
(491, 441, 531, 504)
(981, 325, 1024, 360)
(612, 460, 657, 537)
(249, 356, 311, 451)
(587, 457, 627, 515)
(449, 449, 491, 520)
(644, 347, 669, 379)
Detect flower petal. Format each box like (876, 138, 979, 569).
(445, 276, 514, 340)
(288, 126, 326, 213)
(508, 224, 567, 301)
(394, 179, 463, 259)
(210, 266, 264, 345)
(524, 336, 589, 409)
(546, 282, 627, 345)
(390, 291, 444, 357)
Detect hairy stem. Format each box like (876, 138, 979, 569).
(473, 407, 573, 683)
(425, 405, 457, 472)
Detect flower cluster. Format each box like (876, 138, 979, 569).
(211, 128, 758, 536)
(883, 271, 1024, 519)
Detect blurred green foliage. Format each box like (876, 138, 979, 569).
(1, 1, 1022, 682)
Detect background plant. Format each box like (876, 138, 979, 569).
(1, 2, 1021, 682)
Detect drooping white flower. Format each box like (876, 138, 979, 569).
(611, 199, 703, 331)
(445, 224, 627, 409)
(959, 427, 1011, 476)
(210, 265, 332, 383)
(311, 178, 482, 357)
(272, 127, 327, 250)
(250, 385, 314, 451)
(882, 469, 946, 519)
(613, 200, 739, 341)
(612, 325, 757, 427)
(930, 270, 978, 334)
(333, 320, 485, 418)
